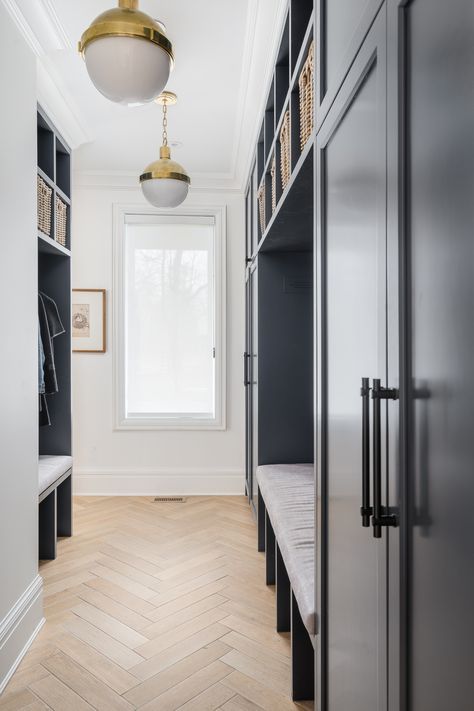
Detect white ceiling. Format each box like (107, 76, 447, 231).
(5, 0, 287, 189)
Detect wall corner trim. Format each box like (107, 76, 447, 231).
(0, 575, 44, 694)
(73, 469, 245, 496)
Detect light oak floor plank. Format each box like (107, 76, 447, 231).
(138, 661, 232, 711)
(124, 641, 230, 708)
(53, 633, 139, 694)
(29, 674, 94, 710)
(136, 608, 229, 659)
(0, 497, 313, 710)
(63, 617, 144, 669)
(70, 602, 148, 649)
(130, 623, 231, 681)
(220, 694, 264, 711)
(42, 652, 134, 711)
(176, 682, 235, 710)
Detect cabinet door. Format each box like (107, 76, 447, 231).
(245, 182, 251, 263)
(395, 1, 474, 709)
(245, 274, 252, 503)
(317, 0, 384, 124)
(316, 10, 390, 710)
(249, 262, 258, 516)
(245, 165, 255, 262)
(251, 163, 259, 256)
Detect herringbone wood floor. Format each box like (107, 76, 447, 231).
(0, 496, 314, 710)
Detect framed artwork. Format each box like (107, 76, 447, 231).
(72, 289, 106, 353)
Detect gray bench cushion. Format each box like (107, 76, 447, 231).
(39, 455, 72, 495)
(257, 463, 315, 635)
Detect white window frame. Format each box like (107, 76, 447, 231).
(113, 204, 227, 431)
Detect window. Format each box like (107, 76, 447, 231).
(114, 206, 226, 429)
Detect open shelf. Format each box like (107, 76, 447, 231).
(258, 133, 314, 253)
(55, 137, 71, 198)
(37, 166, 54, 191)
(290, 0, 314, 74)
(37, 112, 72, 253)
(291, 12, 315, 88)
(248, 4, 315, 253)
(244, 9, 316, 632)
(38, 232, 71, 258)
(37, 104, 72, 469)
(37, 111, 55, 182)
(275, 14, 290, 125)
(264, 77, 275, 163)
(257, 121, 265, 186)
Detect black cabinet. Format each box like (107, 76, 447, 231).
(244, 261, 259, 515)
(391, 1, 474, 709)
(316, 10, 392, 710)
(316, 0, 474, 709)
(246, 0, 473, 706)
(250, 263, 259, 515)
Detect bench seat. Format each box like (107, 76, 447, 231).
(257, 463, 315, 635)
(39, 455, 73, 495)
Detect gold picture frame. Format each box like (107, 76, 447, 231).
(72, 289, 106, 353)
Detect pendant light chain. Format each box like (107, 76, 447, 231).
(162, 101, 168, 147)
(140, 90, 190, 208)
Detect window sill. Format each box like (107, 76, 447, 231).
(114, 418, 226, 432)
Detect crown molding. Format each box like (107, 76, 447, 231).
(1, 0, 91, 149)
(228, 0, 260, 186)
(235, 0, 289, 191)
(232, 0, 289, 191)
(73, 170, 243, 194)
(1, 0, 43, 56)
(37, 62, 91, 149)
(38, 0, 72, 50)
(1, 0, 71, 55)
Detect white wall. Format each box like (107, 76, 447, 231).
(0, 3, 44, 691)
(72, 182, 245, 495)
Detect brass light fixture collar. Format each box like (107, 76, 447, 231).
(139, 156, 191, 185)
(78, 1, 174, 64)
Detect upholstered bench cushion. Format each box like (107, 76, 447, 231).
(39, 455, 73, 495)
(257, 464, 315, 635)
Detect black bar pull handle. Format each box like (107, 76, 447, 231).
(360, 377, 372, 527)
(372, 379, 382, 538)
(371, 379, 398, 538)
(244, 352, 249, 386)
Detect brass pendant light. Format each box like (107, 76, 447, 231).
(140, 92, 191, 208)
(79, 0, 174, 106)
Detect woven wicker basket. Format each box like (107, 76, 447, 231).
(257, 182, 266, 235)
(299, 40, 315, 150)
(270, 155, 276, 213)
(280, 110, 291, 190)
(55, 196, 68, 247)
(37, 175, 52, 237)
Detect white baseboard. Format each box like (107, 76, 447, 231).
(0, 575, 44, 694)
(73, 468, 245, 496)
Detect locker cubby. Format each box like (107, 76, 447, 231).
(290, 0, 314, 75)
(275, 14, 290, 125)
(264, 77, 275, 162)
(55, 137, 71, 198)
(37, 112, 55, 182)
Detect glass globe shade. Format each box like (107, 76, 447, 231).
(140, 145, 190, 208)
(141, 178, 189, 208)
(84, 36, 172, 105)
